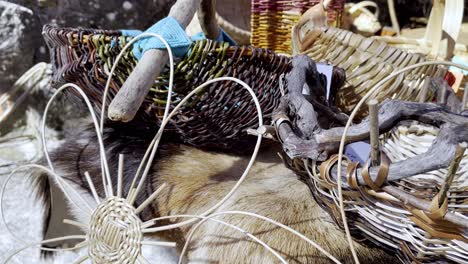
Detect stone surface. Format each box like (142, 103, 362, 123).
(0, 1, 40, 93)
(0, 0, 250, 92)
(0, 0, 176, 91)
(9, 0, 175, 30)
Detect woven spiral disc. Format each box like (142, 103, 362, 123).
(88, 197, 142, 264)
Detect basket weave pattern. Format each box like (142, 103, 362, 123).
(251, 0, 345, 54)
(43, 25, 290, 152)
(288, 123, 468, 263)
(295, 26, 443, 117)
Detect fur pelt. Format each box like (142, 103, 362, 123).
(47, 121, 397, 263)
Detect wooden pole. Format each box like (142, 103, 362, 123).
(198, 0, 220, 39)
(108, 0, 217, 122)
(438, 142, 466, 206)
(368, 99, 380, 166)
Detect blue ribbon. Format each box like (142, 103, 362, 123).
(191, 30, 236, 46)
(123, 17, 192, 59)
(120, 16, 237, 60)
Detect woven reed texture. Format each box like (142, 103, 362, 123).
(44, 24, 463, 262)
(42, 25, 290, 152)
(88, 197, 142, 264)
(287, 123, 468, 263)
(293, 26, 443, 118)
(250, 0, 345, 54)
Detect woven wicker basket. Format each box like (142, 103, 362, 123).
(292, 26, 444, 118)
(287, 19, 467, 263)
(43, 25, 290, 152)
(285, 122, 468, 263)
(250, 0, 345, 54)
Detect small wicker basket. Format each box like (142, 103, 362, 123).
(250, 0, 345, 54)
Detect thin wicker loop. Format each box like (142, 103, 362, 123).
(319, 154, 340, 187)
(345, 161, 359, 189)
(361, 151, 390, 191)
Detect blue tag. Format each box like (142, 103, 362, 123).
(121, 29, 143, 37)
(345, 141, 371, 165)
(120, 18, 237, 60)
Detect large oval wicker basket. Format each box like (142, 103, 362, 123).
(292, 26, 444, 118)
(288, 26, 467, 263)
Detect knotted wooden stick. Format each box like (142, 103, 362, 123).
(368, 99, 380, 166)
(461, 83, 468, 112)
(437, 142, 466, 207)
(108, 0, 216, 122)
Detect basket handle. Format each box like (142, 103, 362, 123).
(425, 0, 464, 59)
(108, 0, 218, 122)
(348, 1, 379, 18)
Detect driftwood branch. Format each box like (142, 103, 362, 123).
(275, 55, 468, 228)
(432, 77, 461, 112)
(383, 186, 468, 229)
(327, 123, 466, 184)
(108, 0, 218, 122)
(198, 0, 220, 39)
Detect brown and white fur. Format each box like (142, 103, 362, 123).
(47, 121, 397, 263)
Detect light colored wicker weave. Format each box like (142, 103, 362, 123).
(292, 26, 444, 117)
(88, 197, 143, 264)
(288, 122, 468, 263)
(250, 0, 345, 54)
(286, 13, 467, 262)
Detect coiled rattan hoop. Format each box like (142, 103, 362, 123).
(88, 197, 143, 264)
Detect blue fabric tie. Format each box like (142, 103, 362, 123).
(120, 17, 236, 60)
(191, 30, 236, 46)
(120, 29, 142, 37)
(123, 17, 192, 59)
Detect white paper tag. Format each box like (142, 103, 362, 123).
(298, 63, 333, 99)
(316, 63, 333, 100)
